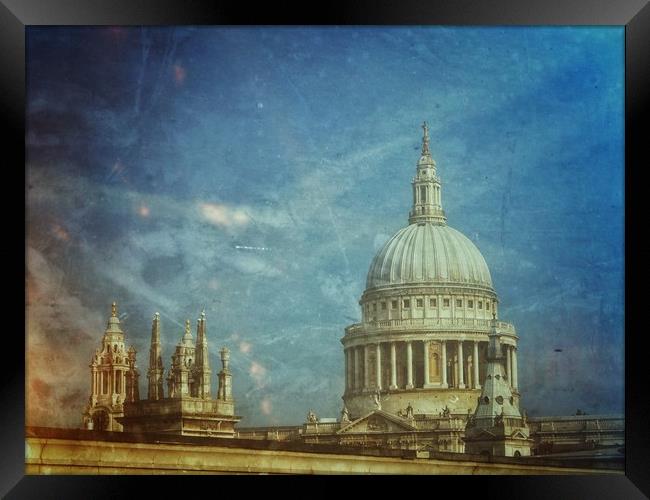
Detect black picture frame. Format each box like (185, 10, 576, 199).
(4, 0, 648, 497)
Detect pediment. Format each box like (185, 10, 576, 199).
(509, 429, 529, 440)
(337, 411, 416, 434)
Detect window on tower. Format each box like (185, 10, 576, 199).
(430, 298, 437, 307)
(381, 302, 387, 310)
(456, 299, 462, 307)
(478, 301, 483, 309)
(403, 299, 411, 308)
(416, 298, 423, 307)
(443, 298, 450, 307)
(468, 300, 474, 308)
(420, 185, 427, 203)
(391, 300, 398, 309)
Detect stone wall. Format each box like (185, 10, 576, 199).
(25, 427, 622, 475)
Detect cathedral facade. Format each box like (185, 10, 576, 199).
(83, 304, 240, 437)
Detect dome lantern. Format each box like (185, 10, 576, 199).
(408, 121, 447, 225)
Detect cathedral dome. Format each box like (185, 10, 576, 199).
(366, 222, 493, 290)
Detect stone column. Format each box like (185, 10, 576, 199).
(406, 341, 414, 389)
(349, 348, 354, 391)
(363, 344, 370, 391)
(375, 343, 382, 390)
(354, 347, 360, 391)
(457, 341, 465, 389)
(441, 340, 448, 388)
(423, 341, 432, 388)
(389, 342, 397, 390)
(506, 346, 512, 383)
(473, 341, 481, 389)
(512, 348, 519, 390)
(344, 349, 350, 391)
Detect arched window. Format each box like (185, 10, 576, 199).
(514, 450, 522, 457)
(420, 185, 427, 203)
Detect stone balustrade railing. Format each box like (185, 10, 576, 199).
(345, 318, 516, 336)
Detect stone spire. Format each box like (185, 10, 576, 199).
(194, 310, 212, 399)
(408, 121, 447, 225)
(147, 312, 164, 400)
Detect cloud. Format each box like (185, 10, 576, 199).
(26, 247, 103, 428)
(260, 397, 272, 415)
(199, 202, 250, 228)
(249, 361, 268, 388)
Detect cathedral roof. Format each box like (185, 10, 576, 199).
(366, 223, 493, 290)
(364, 122, 493, 292)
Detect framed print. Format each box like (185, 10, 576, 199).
(3, 0, 649, 496)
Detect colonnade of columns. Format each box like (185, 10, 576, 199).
(344, 340, 519, 393)
(91, 368, 127, 398)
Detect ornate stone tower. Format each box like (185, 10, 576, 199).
(464, 316, 532, 457)
(82, 302, 139, 431)
(167, 319, 196, 398)
(147, 312, 164, 400)
(341, 123, 520, 418)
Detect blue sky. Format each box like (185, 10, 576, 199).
(26, 26, 624, 427)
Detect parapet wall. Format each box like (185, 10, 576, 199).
(25, 427, 622, 475)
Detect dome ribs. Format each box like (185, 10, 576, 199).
(366, 223, 494, 290)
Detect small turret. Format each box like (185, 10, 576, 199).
(217, 347, 232, 401)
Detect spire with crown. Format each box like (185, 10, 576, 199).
(408, 121, 447, 225)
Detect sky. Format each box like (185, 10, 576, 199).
(25, 26, 624, 428)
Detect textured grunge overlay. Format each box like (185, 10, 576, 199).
(26, 27, 623, 428)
